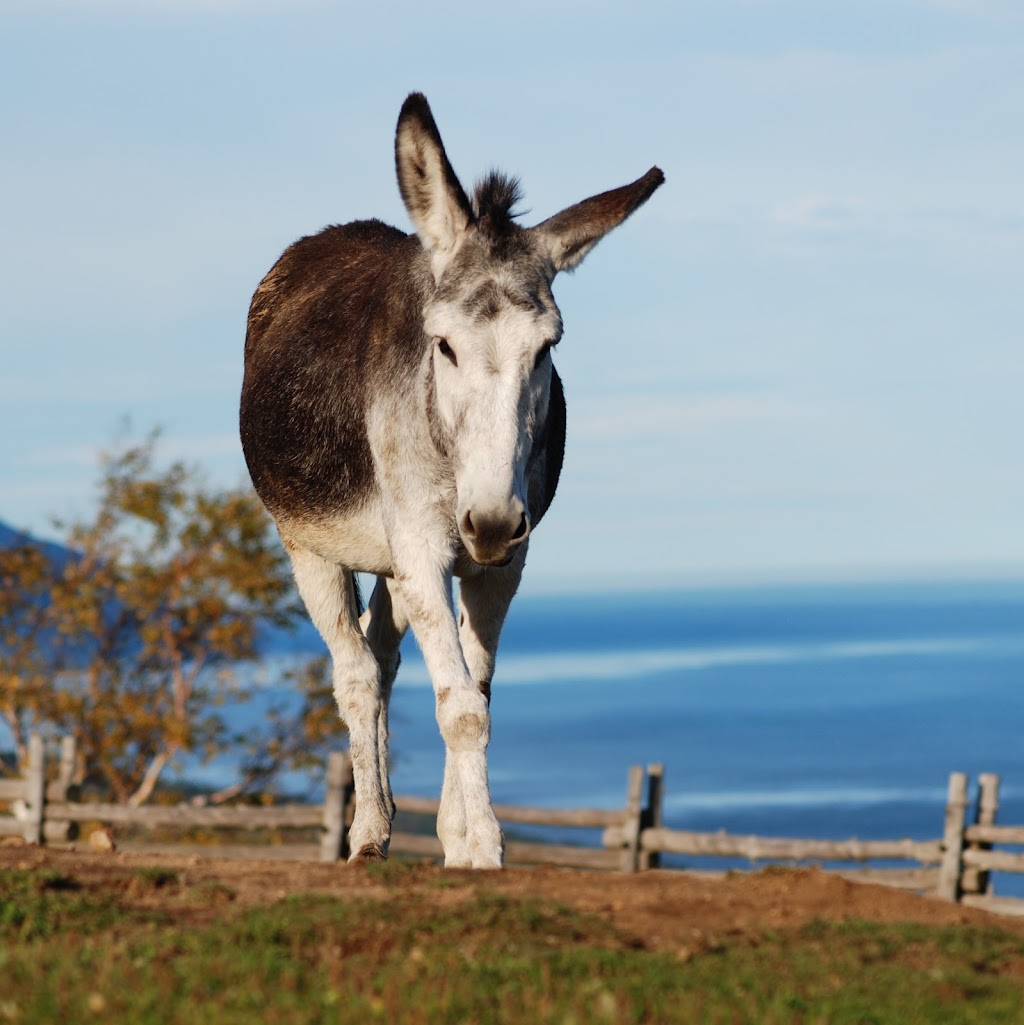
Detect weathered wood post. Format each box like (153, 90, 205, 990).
(962, 772, 1000, 897)
(937, 771, 969, 901)
(43, 735, 79, 844)
(638, 762, 665, 871)
(320, 750, 351, 863)
(620, 765, 645, 873)
(58, 734, 77, 795)
(22, 733, 45, 845)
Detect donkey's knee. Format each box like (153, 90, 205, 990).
(331, 637, 383, 715)
(435, 687, 490, 753)
(336, 669, 381, 726)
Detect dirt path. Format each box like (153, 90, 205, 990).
(4, 844, 1021, 953)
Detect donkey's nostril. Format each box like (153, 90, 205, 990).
(461, 509, 477, 540)
(510, 513, 529, 543)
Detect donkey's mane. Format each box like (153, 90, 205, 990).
(473, 171, 524, 237)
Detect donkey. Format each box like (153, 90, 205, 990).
(240, 93, 663, 868)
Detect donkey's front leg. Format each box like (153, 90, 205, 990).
(392, 564, 502, 869)
(444, 556, 525, 861)
(457, 551, 526, 707)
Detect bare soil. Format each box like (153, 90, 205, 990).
(4, 842, 1022, 953)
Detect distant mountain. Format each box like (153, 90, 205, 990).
(0, 520, 74, 566)
(0, 519, 83, 665)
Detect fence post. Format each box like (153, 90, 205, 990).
(43, 735, 79, 844)
(937, 771, 969, 901)
(58, 735, 77, 797)
(22, 733, 45, 845)
(638, 762, 664, 871)
(320, 750, 351, 863)
(619, 765, 645, 873)
(962, 773, 1000, 897)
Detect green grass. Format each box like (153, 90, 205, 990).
(2, 866, 1024, 1024)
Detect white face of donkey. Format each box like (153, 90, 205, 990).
(422, 244, 562, 566)
(395, 94, 664, 567)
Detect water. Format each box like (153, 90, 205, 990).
(371, 578, 1024, 890)
(238, 582, 1024, 814)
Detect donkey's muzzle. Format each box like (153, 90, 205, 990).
(460, 505, 530, 566)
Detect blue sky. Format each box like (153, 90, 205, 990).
(1, 0, 1022, 589)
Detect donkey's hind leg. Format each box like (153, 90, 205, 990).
(358, 576, 409, 826)
(286, 544, 391, 860)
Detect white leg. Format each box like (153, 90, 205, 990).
(457, 550, 526, 707)
(444, 554, 525, 863)
(286, 545, 391, 860)
(358, 576, 408, 824)
(391, 556, 502, 869)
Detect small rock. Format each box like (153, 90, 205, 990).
(88, 827, 117, 853)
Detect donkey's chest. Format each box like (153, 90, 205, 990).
(276, 502, 394, 577)
(275, 464, 461, 578)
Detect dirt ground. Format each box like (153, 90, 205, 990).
(4, 842, 1022, 953)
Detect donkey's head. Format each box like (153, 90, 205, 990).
(395, 93, 663, 567)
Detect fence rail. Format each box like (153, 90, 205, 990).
(42, 802, 324, 829)
(3, 735, 1024, 913)
(616, 827, 944, 865)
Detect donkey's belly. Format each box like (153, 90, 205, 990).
(276, 506, 393, 576)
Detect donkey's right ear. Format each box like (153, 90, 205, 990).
(531, 167, 665, 274)
(395, 93, 474, 275)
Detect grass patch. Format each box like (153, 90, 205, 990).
(681, 919, 1024, 1024)
(132, 867, 181, 890)
(0, 869, 126, 941)
(1, 865, 1024, 1023)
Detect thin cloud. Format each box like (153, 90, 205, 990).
(161, 433, 246, 462)
(1, 0, 324, 11)
(769, 194, 875, 229)
(678, 198, 1023, 238)
(916, 0, 1024, 20)
(24, 445, 99, 469)
(571, 393, 809, 444)
(26, 433, 244, 468)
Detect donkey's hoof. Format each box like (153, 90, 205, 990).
(350, 843, 388, 863)
(471, 851, 504, 871)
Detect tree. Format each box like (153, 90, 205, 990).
(0, 431, 343, 803)
(208, 655, 340, 805)
(0, 538, 60, 769)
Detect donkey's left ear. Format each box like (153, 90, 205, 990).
(531, 167, 665, 274)
(395, 93, 474, 273)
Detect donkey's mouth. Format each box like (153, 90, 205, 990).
(464, 542, 518, 569)
(478, 550, 517, 568)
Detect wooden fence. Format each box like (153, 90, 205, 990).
(0, 735, 76, 845)
(3, 736, 1023, 913)
(0, 739, 649, 871)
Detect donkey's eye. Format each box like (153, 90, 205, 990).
(533, 341, 555, 371)
(437, 338, 458, 366)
